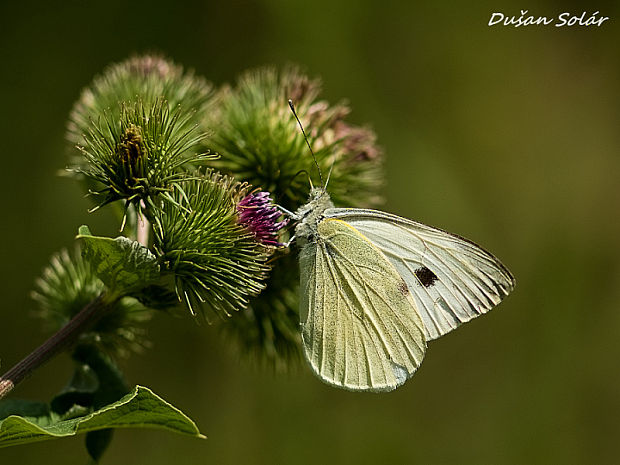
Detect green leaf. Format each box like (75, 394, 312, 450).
(0, 399, 50, 420)
(50, 345, 131, 461)
(77, 225, 160, 294)
(50, 364, 98, 415)
(71, 344, 129, 409)
(0, 385, 205, 449)
(51, 344, 129, 417)
(86, 428, 114, 463)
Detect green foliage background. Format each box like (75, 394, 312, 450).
(1, 1, 618, 464)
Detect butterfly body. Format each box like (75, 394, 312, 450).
(294, 187, 334, 246)
(294, 187, 515, 392)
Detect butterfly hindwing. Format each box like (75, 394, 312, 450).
(299, 218, 427, 392)
(325, 208, 515, 340)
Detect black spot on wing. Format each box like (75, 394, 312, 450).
(415, 266, 438, 288)
(398, 280, 410, 295)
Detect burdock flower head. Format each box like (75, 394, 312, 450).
(67, 54, 214, 149)
(237, 191, 289, 246)
(31, 248, 151, 357)
(66, 55, 216, 212)
(152, 170, 276, 319)
(205, 65, 384, 211)
(72, 100, 214, 211)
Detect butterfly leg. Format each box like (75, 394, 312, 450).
(281, 233, 296, 248)
(275, 204, 300, 220)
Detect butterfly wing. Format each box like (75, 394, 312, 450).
(299, 218, 427, 392)
(325, 208, 515, 340)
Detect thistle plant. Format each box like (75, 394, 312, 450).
(152, 170, 273, 318)
(207, 65, 383, 210)
(74, 99, 215, 212)
(67, 54, 214, 149)
(0, 55, 383, 461)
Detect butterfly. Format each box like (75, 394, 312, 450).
(287, 101, 515, 392)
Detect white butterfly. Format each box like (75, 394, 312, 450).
(292, 187, 515, 392)
(285, 99, 515, 392)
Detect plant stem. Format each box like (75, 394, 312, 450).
(137, 201, 150, 247)
(0, 295, 109, 400)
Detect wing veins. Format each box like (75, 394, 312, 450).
(326, 235, 421, 355)
(321, 242, 394, 364)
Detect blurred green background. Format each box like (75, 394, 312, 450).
(1, 1, 619, 464)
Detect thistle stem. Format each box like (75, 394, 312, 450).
(137, 214, 150, 247)
(0, 295, 109, 400)
(137, 201, 150, 247)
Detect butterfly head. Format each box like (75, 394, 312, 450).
(293, 187, 334, 246)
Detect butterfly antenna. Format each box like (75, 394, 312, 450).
(288, 99, 324, 187)
(324, 163, 334, 189)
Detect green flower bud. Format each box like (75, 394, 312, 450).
(31, 248, 152, 357)
(72, 99, 214, 210)
(205, 65, 384, 211)
(152, 170, 273, 319)
(67, 54, 214, 149)
(66, 55, 216, 212)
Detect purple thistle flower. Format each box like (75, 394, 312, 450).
(237, 191, 289, 246)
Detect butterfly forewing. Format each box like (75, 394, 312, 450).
(325, 208, 515, 340)
(299, 218, 427, 392)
